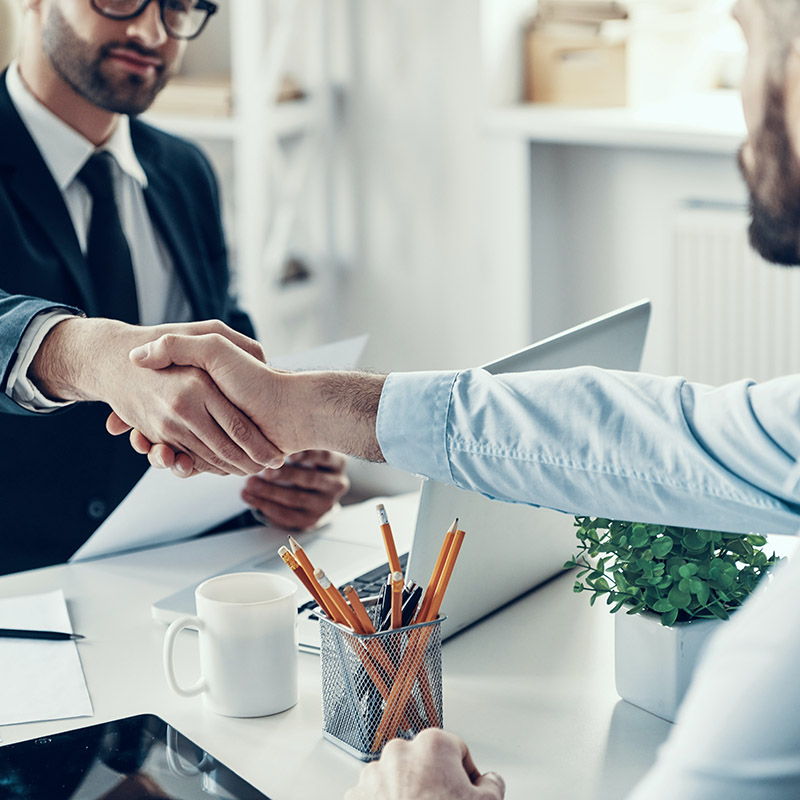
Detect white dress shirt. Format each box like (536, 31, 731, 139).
(4, 62, 192, 410)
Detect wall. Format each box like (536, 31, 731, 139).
(335, 0, 533, 375)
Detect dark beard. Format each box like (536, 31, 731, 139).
(42, 4, 169, 116)
(739, 82, 800, 266)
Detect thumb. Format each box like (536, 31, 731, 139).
(473, 772, 505, 799)
(129, 333, 211, 371)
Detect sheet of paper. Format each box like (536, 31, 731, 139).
(70, 335, 368, 562)
(0, 590, 93, 726)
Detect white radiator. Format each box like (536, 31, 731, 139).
(673, 203, 800, 386)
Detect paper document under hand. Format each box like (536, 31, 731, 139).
(0, 589, 93, 726)
(70, 335, 368, 562)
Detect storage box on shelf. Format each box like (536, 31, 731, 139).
(524, 0, 727, 107)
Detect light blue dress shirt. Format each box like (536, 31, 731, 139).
(376, 365, 800, 800)
(377, 366, 800, 535)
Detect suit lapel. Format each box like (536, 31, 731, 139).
(134, 131, 213, 321)
(0, 73, 100, 313)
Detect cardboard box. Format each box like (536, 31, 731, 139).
(526, 26, 628, 106)
(524, 4, 723, 106)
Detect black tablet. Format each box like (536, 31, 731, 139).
(0, 714, 271, 800)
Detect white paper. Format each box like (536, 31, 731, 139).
(70, 335, 368, 562)
(0, 590, 93, 726)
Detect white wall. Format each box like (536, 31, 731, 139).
(334, 0, 533, 375)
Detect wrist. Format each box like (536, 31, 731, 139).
(283, 371, 386, 461)
(29, 317, 133, 403)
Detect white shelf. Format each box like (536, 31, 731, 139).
(142, 98, 316, 141)
(483, 90, 747, 154)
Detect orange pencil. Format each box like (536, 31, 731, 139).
(376, 503, 402, 576)
(390, 570, 403, 630)
(277, 546, 334, 619)
(373, 528, 467, 750)
(315, 568, 362, 632)
(285, 536, 336, 620)
(344, 585, 376, 635)
(424, 528, 466, 622)
(416, 518, 457, 623)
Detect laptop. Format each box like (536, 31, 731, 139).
(152, 299, 651, 651)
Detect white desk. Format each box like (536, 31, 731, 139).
(0, 496, 672, 799)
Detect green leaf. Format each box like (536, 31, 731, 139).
(682, 532, 707, 552)
(651, 536, 674, 558)
(667, 585, 692, 610)
(629, 524, 650, 548)
(660, 607, 680, 626)
(688, 577, 705, 596)
(652, 598, 674, 613)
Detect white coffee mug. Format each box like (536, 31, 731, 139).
(163, 572, 298, 717)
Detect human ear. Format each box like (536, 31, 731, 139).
(784, 37, 800, 161)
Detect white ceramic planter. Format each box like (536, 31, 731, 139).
(614, 610, 724, 723)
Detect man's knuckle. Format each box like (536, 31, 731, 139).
(228, 414, 252, 442)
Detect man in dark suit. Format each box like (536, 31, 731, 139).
(0, 0, 348, 574)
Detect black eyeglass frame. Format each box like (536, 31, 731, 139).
(89, 0, 218, 41)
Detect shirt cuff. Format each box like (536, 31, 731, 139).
(6, 310, 81, 412)
(376, 370, 459, 483)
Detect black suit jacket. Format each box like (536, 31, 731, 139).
(0, 71, 254, 574)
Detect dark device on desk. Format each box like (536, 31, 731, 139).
(0, 714, 270, 800)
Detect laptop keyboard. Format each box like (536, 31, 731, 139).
(298, 551, 410, 619)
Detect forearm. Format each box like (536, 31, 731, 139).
(275, 371, 387, 461)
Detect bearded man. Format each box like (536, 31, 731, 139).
(0, 0, 349, 574)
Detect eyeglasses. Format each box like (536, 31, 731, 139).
(90, 0, 218, 41)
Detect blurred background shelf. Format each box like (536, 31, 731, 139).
(143, 98, 318, 142)
(483, 90, 746, 153)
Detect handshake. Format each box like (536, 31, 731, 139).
(32, 317, 387, 480)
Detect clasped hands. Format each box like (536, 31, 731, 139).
(100, 319, 347, 530)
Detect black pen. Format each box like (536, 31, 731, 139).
(0, 628, 84, 641)
(401, 584, 423, 627)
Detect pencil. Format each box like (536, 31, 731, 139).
(376, 503, 403, 576)
(344, 585, 376, 635)
(286, 535, 334, 618)
(277, 546, 334, 619)
(0, 628, 83, 641)
(416, 518, 457, 623)
(424, 528, 466, 622)
(315, 568, 362, 632)
(390, 570, 403, 629)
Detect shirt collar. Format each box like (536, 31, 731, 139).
(5, 61, 149, 190)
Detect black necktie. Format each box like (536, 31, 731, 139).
(77, 152, 140, 324)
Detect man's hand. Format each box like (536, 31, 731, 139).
(109, 331, 387, 474)
(32, 317, 282, 477)
(345, 730, 505, 800)
(245, 450, 350, 530)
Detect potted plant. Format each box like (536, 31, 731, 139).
(565, 517, 780, 722)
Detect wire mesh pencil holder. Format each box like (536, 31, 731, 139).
(319, 606, 445, 761)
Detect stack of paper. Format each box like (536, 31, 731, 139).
(0, 589, 93, 726)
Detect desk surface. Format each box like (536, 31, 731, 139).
(0, 494, 671, 800)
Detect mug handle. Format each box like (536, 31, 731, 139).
(163, 614, 207, 698)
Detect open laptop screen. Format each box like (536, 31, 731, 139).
(405, 300, 652, 640)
